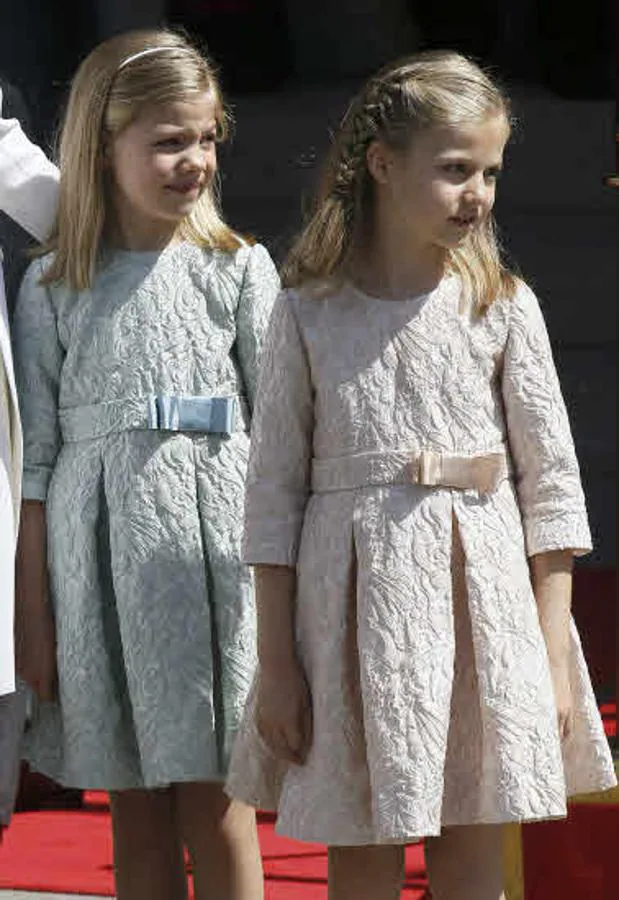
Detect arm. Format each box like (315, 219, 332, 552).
(0, 87, 59, 242)
(244, 292, 315, 761)
(243, 291, 314, 566)
(14, 500, 56, 701)
(501, 282, 592, 558)
(234, 242, 281, 410)
(254, 564, 312, 763)
(12, 258, 64, 501)
(256, 565, 298, 671)
(530, 549, 574, 738)
(502, 283, 590, 737)
(12, 260, 63, 699)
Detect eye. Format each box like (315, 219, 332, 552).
(484, 166, 502, 181)
(200, 132, 217, 146)
(155, 137, 183, 150)
(442, 163, 468, 175)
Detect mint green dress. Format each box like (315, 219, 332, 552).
(13, 241, 279, 789)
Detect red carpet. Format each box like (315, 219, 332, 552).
(522, 803, 619, 900)
(0, 795, 428, 898)
(0, 569, 613, 897)
(601, 702, 616, 738)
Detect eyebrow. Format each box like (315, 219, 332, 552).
(152, 120, 217, 133)
(436, 152, 503, 167)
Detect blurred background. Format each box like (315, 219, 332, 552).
(0, 0, 616, 703)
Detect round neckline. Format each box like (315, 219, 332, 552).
(108, 242, 178, 260)
(346, 274, 452, 304)
(99, 244, 183, 275)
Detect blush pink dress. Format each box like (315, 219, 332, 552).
(226, 277, 616, 845)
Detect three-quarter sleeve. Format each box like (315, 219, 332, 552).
(12, 259, 64, 501)
(502, 283, 592, 557)
(243, 292, 314, 567)
(235, 243, 280, 411)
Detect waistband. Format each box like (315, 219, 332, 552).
(59, 393, 249, 442)
(311, 448, 509, 495)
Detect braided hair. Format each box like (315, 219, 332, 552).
(282, 50, 518, 313)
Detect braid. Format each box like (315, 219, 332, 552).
(283, 49, 516, 309)
(281, 78, 409, 287)
(330, 103, 376, 210)
(330, 76, 411, 209)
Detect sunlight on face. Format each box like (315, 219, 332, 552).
(375, 114, 510, 254)
(108, 91, 218, 248)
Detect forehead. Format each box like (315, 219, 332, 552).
(132, 92, 218, 130)
(414, 116, 509, 157)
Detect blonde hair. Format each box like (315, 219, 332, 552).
(41, 29, 241, 289)
(282, 50, 518, 312)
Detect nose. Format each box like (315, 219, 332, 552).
(463, 172, 490, 205)
(180, 142, 208, 171)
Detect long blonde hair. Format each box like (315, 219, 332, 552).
(282, 50, 518, 312)
(41, 28, 241, 289)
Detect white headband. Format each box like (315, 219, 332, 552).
(118, 47, 182, 71)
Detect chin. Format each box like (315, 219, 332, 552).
(435, 237, 464, 252)
(160, 202, 197, 224)
(172, 196, 199, 213)
(440, 230, 476, 250)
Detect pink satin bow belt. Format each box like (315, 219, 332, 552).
(311, 448, 509, 496)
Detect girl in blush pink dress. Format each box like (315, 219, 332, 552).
(226, 51, 616, 899)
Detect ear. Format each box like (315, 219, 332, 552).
(366, 140, 392, 185)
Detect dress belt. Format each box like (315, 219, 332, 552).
(311, 448, 509, 496)
(59, 394, 249, 442)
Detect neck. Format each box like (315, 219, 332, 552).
(353, 211, 447, 301)
(108, 203, 179, 252)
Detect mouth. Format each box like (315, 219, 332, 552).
(449, 214, 478, 228)
(166, 181, 203, 196)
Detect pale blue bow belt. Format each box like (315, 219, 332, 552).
(59, 393, 248, 442)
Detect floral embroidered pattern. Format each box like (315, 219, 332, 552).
(13, 241, 280, 789)
(226, 278, 616, 845)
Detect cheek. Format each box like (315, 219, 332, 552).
(113, 147, 162, 195)
(421, 180, 456, 215)
(388, 173, 425, 213)
(149, 153, 176, 180)
(484, 184, 497, 210)
(112, 159, 143, 198)
(204, 146, 218, 178)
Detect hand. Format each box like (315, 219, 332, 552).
(256, 658, 312, 765)
(14, 592, 57, 703)
(549, 660, 573, 741)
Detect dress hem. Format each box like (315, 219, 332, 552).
(24, 757, 228, 792)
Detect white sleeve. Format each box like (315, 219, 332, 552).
(243, 292, 314, 566)
(0, 89, 59, 242)
(502, 282, 592, 557)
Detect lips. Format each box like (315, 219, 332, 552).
(167, 181, 203, 195)
(449, 214, 477, 227)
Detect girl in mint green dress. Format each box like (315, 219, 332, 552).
(13, 28, 278, 900)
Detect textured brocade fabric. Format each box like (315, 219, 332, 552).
(226, 277, 616, 845)
(12, 241, 280, 789)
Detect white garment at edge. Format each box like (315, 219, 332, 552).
(0, 86, 59, 695)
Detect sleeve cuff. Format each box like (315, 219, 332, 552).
(242, 518, 304, 568)
(523, 512, 593, 558)
(22, 467, 51, 502)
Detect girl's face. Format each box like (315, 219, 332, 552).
(369, 114, 509, 253)
(107, 91, 218, 247)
